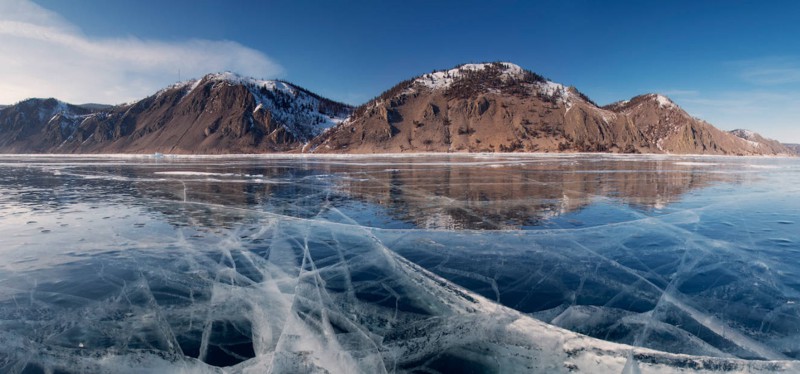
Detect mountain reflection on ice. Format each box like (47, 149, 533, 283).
(0, 154, 799, 373)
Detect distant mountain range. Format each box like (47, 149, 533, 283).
(784, 143, 800, 155)
(0, 73, 350, 154)
(0, 63, 795, 156)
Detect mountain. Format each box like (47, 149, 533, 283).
(0, 63, 793, 155)
(77, 103, 114, 111)
(727, 129, 792, 155)
(0, 98, 95, 152)
(783, 143, 800, 155)
(602, 95, 792, 155)
(0, 73, 352, 154)
(310, 62, 792, 156)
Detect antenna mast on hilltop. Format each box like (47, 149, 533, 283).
(178, 69, 181, 82)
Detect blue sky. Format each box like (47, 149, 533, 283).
(2, 0, 800, 142)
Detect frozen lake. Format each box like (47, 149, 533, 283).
(1, 154, 799, 373)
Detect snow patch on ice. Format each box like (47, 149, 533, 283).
(674, 161, 719, 166)
(153, 171, 264, 178)
(746, 164, 779, 169)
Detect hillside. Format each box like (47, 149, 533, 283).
(783, 143, 800, 155)
(0, 73, 352, 154)
(0, 63, 792, 156)
(0, 98, 95, 153)
(310, 62, 792, 156)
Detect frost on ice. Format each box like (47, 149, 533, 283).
(0, 154, 799, 373)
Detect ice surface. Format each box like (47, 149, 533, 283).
(0, 154, 799, 373)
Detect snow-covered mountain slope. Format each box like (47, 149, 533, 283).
(409, 62, 576, 104)
(166, 72, 349, 141)
(414, 62, 529, 89)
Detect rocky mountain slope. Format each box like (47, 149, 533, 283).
(0, 73, 352, 154)
(0, 98, 95, 153)
(783, 143, 800, 155)
(0, 63, 793, 155)
(310, 62, 792, 156)
(727, 128, 791, 155)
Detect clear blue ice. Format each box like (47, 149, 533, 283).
(0, 154, 798, 373)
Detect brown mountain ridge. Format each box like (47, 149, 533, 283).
(0, 62, 793, 156)
(0, 73, 352, 154)
(310, 62, 791, 156)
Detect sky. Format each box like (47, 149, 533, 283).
(1, 0, 800, 142)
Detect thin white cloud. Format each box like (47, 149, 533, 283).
(742, 68, 800, 85)
(678, 89, 800, 143)
(649, 59, 800, 143)
(0, 0, 283, 104)
(733, 57, 800, 85)
(654, 89, 699, 97)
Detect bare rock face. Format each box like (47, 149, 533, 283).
(0, 73, 352, 154)
(311, 62, 792, 156)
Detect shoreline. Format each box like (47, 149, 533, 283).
(0, 151, 796, 160)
